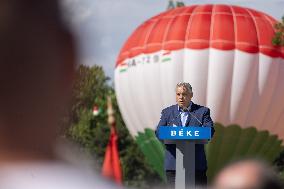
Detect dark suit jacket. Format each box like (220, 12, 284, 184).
(156, 102, 214, 171)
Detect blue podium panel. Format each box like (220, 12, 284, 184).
(158, 126, 211, 140)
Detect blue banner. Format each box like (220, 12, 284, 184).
(158, 126, 211, 140)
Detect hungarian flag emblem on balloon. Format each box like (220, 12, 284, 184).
(115, 4, 284, 180)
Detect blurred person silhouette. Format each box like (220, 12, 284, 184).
(212, 159, 283, 189)
(0, 0, 119, 188)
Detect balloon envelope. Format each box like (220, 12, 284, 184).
(115, 4, 284, 179)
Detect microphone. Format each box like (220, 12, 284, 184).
(185, 107, 203, 126)
(185, 107, 208, 143)
(166, 105, 203, 126)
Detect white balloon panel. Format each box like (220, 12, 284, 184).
(206, 49, 235, 126)
(260, 58, 284, 134)
(245, 54, 279, 128)
(115, 61, 144, 136)
(115, 68, 137, 136)
(183, 49, 210, 106)
(159, 50, 184, 108)
(275, 113, 284, 140)
(229, 51, 258, 126)
(263, 59, 284, 133)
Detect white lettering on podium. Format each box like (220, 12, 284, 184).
(186, 131, 192, 136)
(171, 131, 176, 136)
(179, 129, 184, 136)
(169, 129, 201, 137)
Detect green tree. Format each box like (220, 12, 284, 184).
(167, 0, 185, 10)
(66, 65, 161, 188)
(272, 16, 284, 46)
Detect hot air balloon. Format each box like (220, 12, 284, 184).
(114, 4, 284, 180)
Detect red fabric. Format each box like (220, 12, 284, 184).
(102, 125, 122, 184)
(116, 4, 284, 67)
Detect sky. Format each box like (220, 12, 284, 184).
(62, 0, 284, 81)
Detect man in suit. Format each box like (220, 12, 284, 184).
(156, 82, 214, 187)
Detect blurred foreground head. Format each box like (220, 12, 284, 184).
(0, 0, 75, 160)
(213, 159, 283, 189)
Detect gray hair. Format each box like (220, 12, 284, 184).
(176, 82, 193, 94)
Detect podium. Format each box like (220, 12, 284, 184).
(158, 126, 211, 189)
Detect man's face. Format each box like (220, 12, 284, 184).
(176, 86, 193, 110)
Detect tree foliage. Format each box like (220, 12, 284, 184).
(167, 0, 185, 10)
(272, 16, 284, 46)
(65, 65, 161, 188)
